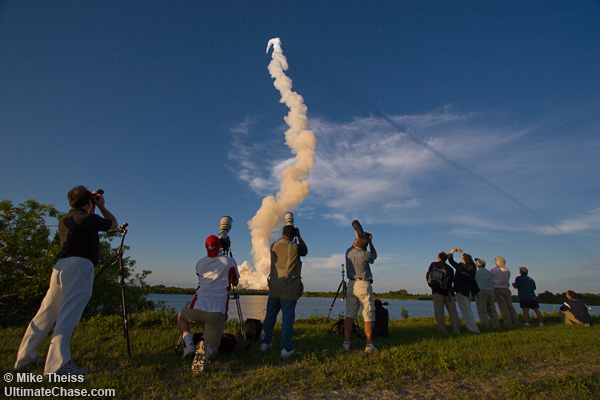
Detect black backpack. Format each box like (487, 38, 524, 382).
(427, 263, 449, 290)
(192, 332, 238, 354)
(374, 299, 389, 337)
(242, 318, 263, 342)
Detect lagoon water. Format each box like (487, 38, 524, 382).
(147, 293, 597, 322)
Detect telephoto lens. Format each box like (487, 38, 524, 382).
(219, 216, 233, 240)
(284, 212, 294, 226)
(351, 220, 364, 235)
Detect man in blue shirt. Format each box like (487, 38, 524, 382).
(343, 231, 378, 353)
(512, 267, 544, 327)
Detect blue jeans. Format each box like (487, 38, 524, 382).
(261, 297, 297, 352)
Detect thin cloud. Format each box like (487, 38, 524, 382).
(229, 108, 600, 236)
(536, 207, 600, 235)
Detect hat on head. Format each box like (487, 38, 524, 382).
(518, 266, 528, 274)
(475, 258, 486, 268)
(205, 235, 220, 257)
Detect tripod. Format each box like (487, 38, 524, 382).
(221, 243, 249, 349)
(321, 264, 347, 330)
(94, 223, 131, 357)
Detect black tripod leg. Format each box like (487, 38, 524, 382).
(235, 292, 249, 349)
(321, 280, 345, 330)
(120, 268, 131, 357)
(116, 230, 131, 357)
(173, 334, 183, 353)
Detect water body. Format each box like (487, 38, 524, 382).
(147, 293, 597, 322)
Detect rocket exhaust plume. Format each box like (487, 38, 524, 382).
(238, 38, 317, 289)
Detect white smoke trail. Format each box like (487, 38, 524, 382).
(238, 38, 317, 289)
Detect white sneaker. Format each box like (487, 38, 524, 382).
(539, 323, 544, 327)
(280, 348, 295, 359)
(55, 360, 88, 375)
(342, 342, 351, 351)
(182, 343, 195, 359)
(259, 343, 272, 352)
(365, 344, 379, 354)
(192, 340, 210, 374)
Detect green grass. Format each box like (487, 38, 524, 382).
(1, 310, 598, 399)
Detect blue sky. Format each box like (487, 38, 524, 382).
(1, 1, 599, 294)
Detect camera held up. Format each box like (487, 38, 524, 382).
(218, 216, 233, 254)
(284, 212, 299, 238)
(351, 219, 365, 235)
(93, 189, 104, 201)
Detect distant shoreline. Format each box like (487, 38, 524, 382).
(147, 285, 600, 305)
(147, 285, 432, 300)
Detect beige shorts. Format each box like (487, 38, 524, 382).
(346, 280, 375, 322)
(179, 302, 227, 350)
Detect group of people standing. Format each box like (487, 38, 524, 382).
(426, 248, 544, 334)
(426, 248, 594, 334)
(13, 186, 592, 376)
(179, 222, 380, 373)
(13, 185, 379, 376)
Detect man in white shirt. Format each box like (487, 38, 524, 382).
(177, 235, 239, 373)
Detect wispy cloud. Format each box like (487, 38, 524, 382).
(229, 108, 600, 236)
(535, 207, 600, 235)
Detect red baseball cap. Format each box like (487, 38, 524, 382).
(205, 235, 220, 257)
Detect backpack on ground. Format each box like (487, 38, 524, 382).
(242, 318, 263, 342)
(192, 332, 238, 354)
(374, 299, 389, 337)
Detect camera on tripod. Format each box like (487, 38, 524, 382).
(218, 216, 233, 254)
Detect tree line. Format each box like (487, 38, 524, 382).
(4, 197, 597, 328)
(0, 199, 155, 326)
(148, 286, 600, 305)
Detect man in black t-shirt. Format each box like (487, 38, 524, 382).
(15, 186, 117, 376)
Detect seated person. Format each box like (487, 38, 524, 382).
(559, 290, 593, 326)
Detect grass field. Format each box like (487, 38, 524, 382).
(1, 310, 598, 399)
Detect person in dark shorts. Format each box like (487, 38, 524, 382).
(512, 267, 544, 327)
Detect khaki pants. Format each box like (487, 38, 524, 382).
(179, 303, 227, 351)
(433, 293, 460, 334)
(560, 310, 585, 325)
(494, 288, 519, 327)
(15, 257, 94, 374)
(456, 293, 480, 333)
(475, 290, 500, 329)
